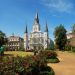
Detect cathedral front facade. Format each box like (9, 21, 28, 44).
(24, 13, 51, 50)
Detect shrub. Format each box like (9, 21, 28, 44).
(71, 47, 75, 52)
(47, 58, 59, 63)
(38, 50, 59, 63)
(46, 51, 57, 59)
(40, 66, 54, 75)
(65, 44, 71, 51)
(39, 50, 57, 59)
(0, 55, 55, 75)
(0, 56, 15, 75)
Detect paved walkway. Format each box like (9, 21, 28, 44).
(48, 51, 75, 75)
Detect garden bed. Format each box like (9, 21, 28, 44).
(0, 50, 60, 75)
(38, 50, 60, 63)
(0, 54, 55, 75)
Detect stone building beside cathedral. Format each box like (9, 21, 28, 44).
(24, 13, 51, 50)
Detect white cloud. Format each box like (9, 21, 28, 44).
(41, 0, 74, 13)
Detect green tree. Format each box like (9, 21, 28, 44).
(0, 30, 7, 48)
(54, 24, 67, 50)
(48, 40, 54, 50)
(72, 24, 75, 33)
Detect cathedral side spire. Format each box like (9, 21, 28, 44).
(25, 25, 28, 33)
(44, 22, 49, 49)
(24, 24, 28, 51)
(45, 22, 48, 32)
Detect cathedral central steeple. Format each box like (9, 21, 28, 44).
(34, 12, 39, 24)
(33, 12, 40, 32)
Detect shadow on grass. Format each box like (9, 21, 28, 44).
(4, 54, 14, 56)
(0, 54, 14, 57)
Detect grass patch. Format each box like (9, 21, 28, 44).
(4, 51, 34, 57)
(47, 58, 59, 63)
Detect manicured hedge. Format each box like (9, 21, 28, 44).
(47, 58, 59, 63)
(38, 50, 59, 63)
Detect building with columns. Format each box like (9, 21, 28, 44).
(7, 34, 24, 51)
(24, 13, 51, 51)
(67, 32, 75, 39)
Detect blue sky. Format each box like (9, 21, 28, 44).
(0, 0, 75, 40)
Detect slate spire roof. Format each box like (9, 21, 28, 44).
(45, 22, 48, 32)
(25, 25, 28, 33)
(34, 12, 39, 24)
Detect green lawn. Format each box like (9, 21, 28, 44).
(4, 51, 34, 57)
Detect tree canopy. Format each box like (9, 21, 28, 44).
(72, 24, 75, 33)
(54, 24, 67, 50)
(0, 30, 7, 47)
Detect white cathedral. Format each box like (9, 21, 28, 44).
(24, 13, 51, 51)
